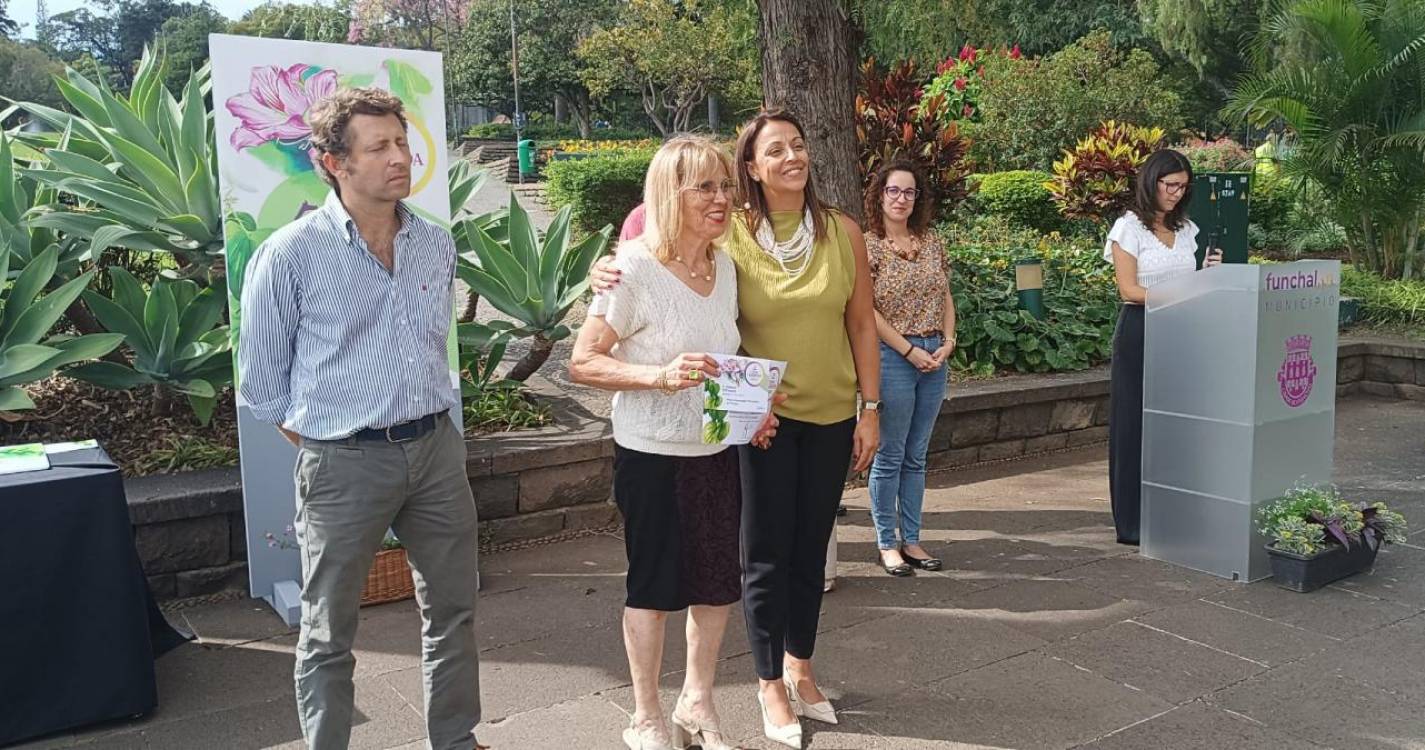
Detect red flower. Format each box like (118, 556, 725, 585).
(1009, 44, 1022, 60)
(959, 44, 976, 62)
(953, 77, 967, 91)
(962, 104, 974, 118)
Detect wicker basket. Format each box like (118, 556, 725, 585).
(361, 547, 415, 606)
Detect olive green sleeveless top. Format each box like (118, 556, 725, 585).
(724, 209, 858, 425)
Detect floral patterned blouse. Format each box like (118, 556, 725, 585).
(866, 232, 951, 336)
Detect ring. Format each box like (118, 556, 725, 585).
(687, 370, 701, 382)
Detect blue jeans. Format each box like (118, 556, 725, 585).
(870, 334, 948, 550)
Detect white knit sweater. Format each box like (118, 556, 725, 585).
(589, 241, 740, 456)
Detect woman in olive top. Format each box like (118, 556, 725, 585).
(725, 109, 881, 748)
(594, 110, 881, 748)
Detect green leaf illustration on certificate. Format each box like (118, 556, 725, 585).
(700, 355, 786, 445)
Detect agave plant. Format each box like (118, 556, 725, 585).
(454, 193, 609, 382)
(448, 159, 510, 322)
(0, 243, 124, 412)
(7, 47, 222, 278)
(1047, 120, 1165, 226)
(0, 133, 93, 282)
(456, 322, 516, 396)
(66, 268, 232, 424)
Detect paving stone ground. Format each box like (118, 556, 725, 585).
(17, 397, 1424, 750)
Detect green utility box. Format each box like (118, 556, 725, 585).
(517, 139, 535, 176)
(1188, 172, 1250, 267)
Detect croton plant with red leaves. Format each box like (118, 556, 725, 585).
(855, 56, 969, 212)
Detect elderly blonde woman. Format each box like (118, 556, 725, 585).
(571, 135, 775, 750)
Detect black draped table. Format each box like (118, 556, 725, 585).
(0, 446, 190, 747)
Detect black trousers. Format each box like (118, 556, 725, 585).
(739, 416, 856, 680)
(1109, 304, 1145, 544)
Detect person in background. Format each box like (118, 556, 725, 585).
(239, 87, 486, 750)
(1104, 148, 1221, 545)
(620, 202, 647, 241)
(570, 135, 777, 750)
(862, 159, 955, 577)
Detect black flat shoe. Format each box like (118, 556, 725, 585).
(883, 561, 914, 577)
(879, 553, 914, 577)
(901, 548, 942, 571)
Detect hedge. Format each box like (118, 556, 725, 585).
(543, 149, 655, 234)
(973, 170, 1061, 232)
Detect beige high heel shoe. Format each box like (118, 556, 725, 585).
(758, 687, 803, 749)
(623, 717, 674, 750)
(784, 674, 838, 725)
(670, 705, 735, 750)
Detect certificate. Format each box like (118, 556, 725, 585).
(701, 355, 786, 445)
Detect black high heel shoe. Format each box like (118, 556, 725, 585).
(901, 547, 942, 571)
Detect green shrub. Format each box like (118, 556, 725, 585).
(965, 31, 1185, 171)
(1341, 266, 1425, 327)
(543, 149, 654, 234)
(941, 217, 1120, 375)
(1248, 171, 1294, 234)
(973, 170, 1059, 232)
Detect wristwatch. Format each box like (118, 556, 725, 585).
(862, 400, 883, 412)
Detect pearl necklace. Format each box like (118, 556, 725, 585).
(672, 254, 715, 282)
(754, 209, 816, 279)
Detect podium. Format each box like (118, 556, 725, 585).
(1141, 260, 1341, 581)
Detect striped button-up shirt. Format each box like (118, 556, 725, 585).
(237, 191, 459, 440)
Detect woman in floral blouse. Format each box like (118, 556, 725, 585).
(863, 160, 956, 577)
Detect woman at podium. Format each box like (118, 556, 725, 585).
(1104, 149, 1222, 545)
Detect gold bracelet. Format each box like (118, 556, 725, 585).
(656, 369, 677, 394)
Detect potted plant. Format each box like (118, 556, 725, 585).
(1258, 484, 1409, 592)
(362, 533, 415, 606)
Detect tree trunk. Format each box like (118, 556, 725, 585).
(457, 285, 480, 323)
(708, 93, 721, 132)
(756, 0, 863, 220)
(573, 91, 593, 138)
(642, 83, 671, 136)
(505, 331, 555, 382)
(554, 93, 567, 124)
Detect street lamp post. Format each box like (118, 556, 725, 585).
(509, 0, 523, 185)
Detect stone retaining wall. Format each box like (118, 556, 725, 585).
(127, 336, 1424, 600)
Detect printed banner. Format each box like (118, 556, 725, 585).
(209, 34, 452, 623)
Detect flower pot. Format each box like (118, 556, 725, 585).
(361, 547, 415, 606)
(1265, 542, 1378, 593)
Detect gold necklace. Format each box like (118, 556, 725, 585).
(672, 254, 715, 282)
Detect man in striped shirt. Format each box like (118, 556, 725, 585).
(238, 87, 486, 750)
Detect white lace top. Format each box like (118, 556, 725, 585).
(1103, 212, 1199, 293)
(589, 240, 740, 457)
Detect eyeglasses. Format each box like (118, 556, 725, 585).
(686, 179, 736, 202)
(1158, 179, 1190, 195)
(883, 186, 919, 202)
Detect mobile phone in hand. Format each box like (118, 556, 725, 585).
(1204, 232, 1222, 266)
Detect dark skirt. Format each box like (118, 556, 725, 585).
(1109, 303, 1145, 544)
(613, 445, 742, 611)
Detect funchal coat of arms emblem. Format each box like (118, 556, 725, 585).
(1277, 334, 1317, 408)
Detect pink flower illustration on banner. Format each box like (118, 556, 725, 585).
(1277, 334, 1317, 408)
(226, 64, 340, 151)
